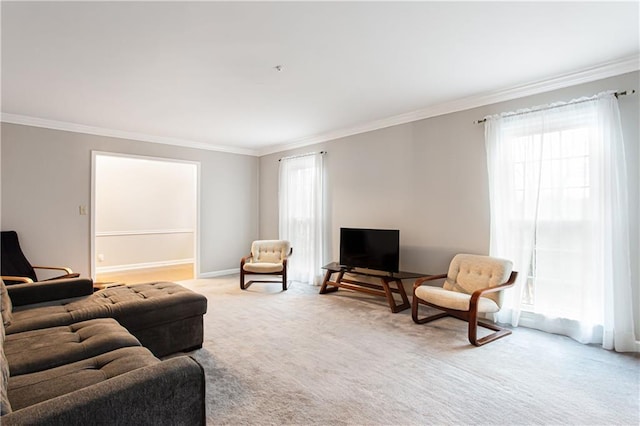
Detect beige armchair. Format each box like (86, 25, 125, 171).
(412, 253, 517, 346)
(240, 240, 292, 291)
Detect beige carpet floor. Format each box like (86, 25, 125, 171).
(177, 276, 639, 426)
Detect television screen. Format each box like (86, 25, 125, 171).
(339, 228, 400, 272)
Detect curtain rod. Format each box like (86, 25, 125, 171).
(278, 151, 326, 162)
(473, 89, 636, 124)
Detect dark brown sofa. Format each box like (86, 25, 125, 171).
(1, 278, 207, 425)
(6, 278, 207, 357)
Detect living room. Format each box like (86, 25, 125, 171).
(1, 1, 639, 424)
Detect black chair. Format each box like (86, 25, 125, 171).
(1, 231, 79, 285)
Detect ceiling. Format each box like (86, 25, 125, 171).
(1, 1, 639, 156)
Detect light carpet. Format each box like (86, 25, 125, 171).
(177, 276, 639, 425)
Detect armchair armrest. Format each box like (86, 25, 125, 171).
(469, 271, 518, 311)
(1, 275, 33, 284)
(32, 265, 74, 275)
(413, 273, 447, 291)
(240, 253, 253, 267)
(6, 277, 94, 306)
(1, 356, 205, 426)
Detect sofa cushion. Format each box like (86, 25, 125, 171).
(1, 280, 13, 326)
(5, 318, 142, 376)
(1, 323, 12, 415)
(6, 282, 207, 335)
(7, 346, 159, 411)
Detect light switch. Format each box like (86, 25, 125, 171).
(79, 205, 87, 215)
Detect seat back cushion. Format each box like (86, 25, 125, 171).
(251, 240, 290, 264)
(443, 254, 513, 307)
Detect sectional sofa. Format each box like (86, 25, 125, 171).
(1, 277, 208, 425)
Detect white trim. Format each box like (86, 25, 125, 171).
(198, 268, 240, 278)
(258, 55, 640, 156)
(0, 113, 258, 157)
(96, 258, 194, 274)
(96, 229, 194, 237)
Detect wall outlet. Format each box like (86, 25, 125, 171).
(98, 254, 104, 262)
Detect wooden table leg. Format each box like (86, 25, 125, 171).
(381, 277, 411, 313)
(319, 269, 340, 294)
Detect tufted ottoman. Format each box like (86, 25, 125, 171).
(6, 282, 207, 357)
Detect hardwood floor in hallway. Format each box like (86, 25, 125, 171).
(95, 263, 194, 285)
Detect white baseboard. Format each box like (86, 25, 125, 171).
(96, 258, 194, 273)
(198, 268, 240, 278)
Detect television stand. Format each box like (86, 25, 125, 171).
(319, 262, 428, 313)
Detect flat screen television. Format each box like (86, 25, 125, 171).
(339, 228, 400, 273)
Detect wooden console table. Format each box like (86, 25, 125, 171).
(319, 262, 428, 313)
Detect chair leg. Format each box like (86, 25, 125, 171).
(282, 268, 287, 291)
(240, 268, 245, 290)
(468, 312, 512, 346)
(414, 294, 513, 346)
(412, 295, 450, 324)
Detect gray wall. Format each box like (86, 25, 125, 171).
(0, 123, 258, 277)
(259, 71, 640, 335)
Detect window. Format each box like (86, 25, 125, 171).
(485, 92, 635, 351)
(512, 126, 596, 321)
(279, 152, 326, 285)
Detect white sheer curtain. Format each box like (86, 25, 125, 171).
(279, 153, 326, 285)
(485, 92, 636, 352)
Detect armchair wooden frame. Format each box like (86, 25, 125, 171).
(412, 271, 518, 346)
(240, 247, 293, 291)
(2, 266, 76, 284)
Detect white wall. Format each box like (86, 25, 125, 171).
(0, 124, 258, 277)
(259, 71, 640, 337)
(94, 154, 197, 270)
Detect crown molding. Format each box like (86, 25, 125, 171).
(0, 113, 260, 157)
(2, 55, 637, 158)
(258, 54, 640, 156)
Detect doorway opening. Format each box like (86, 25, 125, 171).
(91, 152, 199, 285)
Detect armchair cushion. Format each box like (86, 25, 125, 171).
(443, 253, 513, 307)
(243, 263, 284, 274)
(414, 286, 500, 313)
(250, 240, 291, 264)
